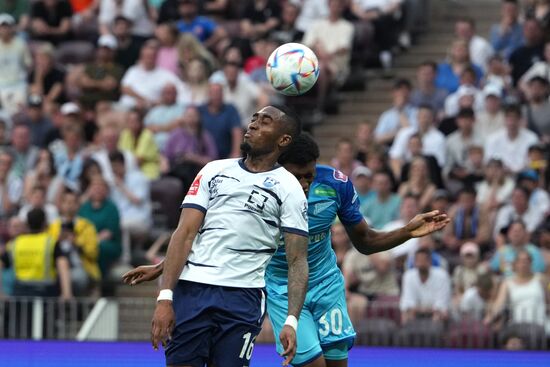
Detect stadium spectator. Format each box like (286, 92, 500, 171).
(270, 1, 304, 44)
(162, 106, 217, 190)
(398, 157, 436, 210)
(113, 16, 142, 71)
(144, 84, 186, 151)
(119, 40, 191, 110)
(509, 18, 545, 86)
(485, 250, 548, 328)
(98, 0, 155, 40)
(344, 248, 399, 325)
(374, 79, 418, 146)
(330, 138, 363, 177)
(389, 105, 446, 172)
(484, 104, 539, 173)
(8, 208, 72, 299)
(494, 186, 546, 236)
(240, 0, 281, 39)
(492, 220, 546, 276)
(398, 134, 444, 189)
(0, 150, 23, 219)
(518, 40, 550, 93)
(483, 55, 513, 93)
(49, 189, 100, 295)
(118, 109, 160, 180)
(28, 43, 67, 113)
(78, 158, 102, 204)
(50, 121, 85, 192)
(360, 171, 401, 229)
(77, 35, 124, 111)
(8, 124, 39, 180)
(30, 0, 73, 45)
(78, 176, 121, 278)
(526, 144, 548, 190)
(517, 169, 550, 219)
(351, 166, 374, 204)
(175, 0, 226, 49)
(410, 60, 448, 116)
(0, 1, 30, 34)
(443, 78, 484, 118)
(381, 194, 421, 260)
(490, 0, 524, 60)
(475, 84, 505, 141)
(405, 233, 449, 272)
(184, 58, 210, 105)
(18, 185, 58, 225)
(354, 122, 381, 164)
(454, 17, 494, 71)
(302, 0, 354, 116)
(0, 13, 31, 116)
(442, 188, 490, 260)
(525, 0, 550, 38)
(109, 150, 152, 265)
(155, 23, 180, 76)
(22, 149, 59, 204)
(522, 76, 550, 141)
(14, 95, 55, 149)
(177, 33, 218, 79)
(294, 0, 329, 33)
(400, 248, 452, 324)
(0, 216, 25, 296)
(452, 242, 487, 302)
(435, 39, 484, 94)
(476, 158, 515, 211)
(458, 272, 494, 321)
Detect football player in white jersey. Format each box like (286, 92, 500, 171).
(149, 105, 309, 367)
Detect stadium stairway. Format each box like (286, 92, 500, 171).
(315, 0, 501, 162)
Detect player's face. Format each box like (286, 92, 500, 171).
(283, 161, 316, 196)
(242, 106, 290, 156)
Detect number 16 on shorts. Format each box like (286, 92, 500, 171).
(240, 332, 257, 361)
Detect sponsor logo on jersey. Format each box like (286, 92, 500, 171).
(313, 187, 337, 197)
(313, 200, 335, 215)
(187, 175, 202, 196)
(263, 177, 279, 188)
(309, 231, 327, 243)
(333, 170, 348, 182)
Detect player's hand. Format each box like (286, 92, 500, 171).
(151, 300, 175, 351)
(279, 325, 296, 366)
(405, 210, 450, 238)
(122, 265, 161, 285)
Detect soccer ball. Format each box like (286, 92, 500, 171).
(266, 43, 320, 96)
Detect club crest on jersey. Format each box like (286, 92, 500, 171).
(187, 175, 202, 196)
(333, 170, 348, 182)
(263, 177, 279, 188)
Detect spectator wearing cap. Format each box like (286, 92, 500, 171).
(374, 79, 418, 146)
(240, 0, 281, 40)
(452, 242, 487, 303)
(493, 187, 545, 237)
(13, 95, 55, 148)
(476, 158, 515, 212)
(444, 108, 484, 191)
(77, 34, 124, 111)
(50, 121, 85, 192)
(522, 76, 550, 140)
(330, 138, 363, 178)
(0, 13, 32, 116)
(484, 104, 539, 173)
(0, 1, 30, 34)
(519, 40, 550, 93)
(175, 0, 227, 49)
(509, 18, 545, 87)
(444, 82, 484, 119)
(8, 123, 39, 179)
(352, 166, 373, 204)
(119, 39, 191, 110)
(113, 16, 142, 71)
(474, 84, 505, 141)
(29, 0, 73, 45)
(410, 61, 448, 116)
(489, 0, 523, 60)
(98, 0, 155, 41)
(517, 169, 550, 219)
(28, 43, 67, 114)
(390, 105, 446, 173)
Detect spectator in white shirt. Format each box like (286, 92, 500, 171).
(390, 105, 446, 174)
(517, 169, 550, 220)
(98, 0, 155, 39)
(400, 248, 452, 324)
(493, 186, 545, 236)
(119, 40, 191, 110)
(455, 17, 494, 71)
(293, 0, 329, 33)
(476, 158, 515, 213)
(484, 104, 539, 173)
(444, 82, 484, 118)
(475, 84, 506, 141)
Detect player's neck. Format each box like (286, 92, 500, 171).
(243, 153, 280, 173)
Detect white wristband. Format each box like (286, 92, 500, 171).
(284, 315, 298, 332)
(157, 289, 173, 302)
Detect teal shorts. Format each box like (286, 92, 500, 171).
(266, 273, 355, 366)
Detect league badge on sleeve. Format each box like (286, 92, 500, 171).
(187, 175, 202, 196)
(333, 170, 348, 182)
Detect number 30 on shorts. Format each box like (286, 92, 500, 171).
(318, 308, 343, 336)
(239, 332, 257, 360)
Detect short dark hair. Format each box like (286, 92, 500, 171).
(457, 107, 475, 119)
(419, 60, 437, 71)
(271, 104, 302, 140)
(278, 133, 320, 165)
(415, 247, 432, 258)
(417, 104, 435, 113)
(456, 16, 476, 28)
(27, 208, 46, 232)
(393, 78, 412, 90)
(458, 186, 477, 197)
(114, 15, 133, 25)
(504, 103, 522, 117)
(528, 75, 549, 86)
(108, 150, 125, 165)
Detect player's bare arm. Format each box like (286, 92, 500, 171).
(151, 208, 205, 351)
(280, 232, 309, 366)
(122, 261, 163, 285)
(346, 211, 450, 255)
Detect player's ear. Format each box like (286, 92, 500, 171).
(278, 134, 292, 150)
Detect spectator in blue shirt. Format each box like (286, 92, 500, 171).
(436, 39, 483, 94)
(175, 0, 226, 49)
(490, 0, 524, 59)
(197, 83, 242, 159)
(360, 171, 401, 229)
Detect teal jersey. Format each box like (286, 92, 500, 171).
(266, 165, 364, 288)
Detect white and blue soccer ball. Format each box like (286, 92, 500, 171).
(266, 43, 320, 96)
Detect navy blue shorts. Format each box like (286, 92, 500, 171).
(165, 280, 266, 367)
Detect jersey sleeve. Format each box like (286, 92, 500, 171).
(280, 179, 308, 237)
(337, 179, 364, 227)
(180, 163, 216, 213)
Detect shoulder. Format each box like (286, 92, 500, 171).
(315, 164, 351, 189)
(432, 267, 450, 280)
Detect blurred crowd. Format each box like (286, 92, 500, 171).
(0, 0, 548, 349)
